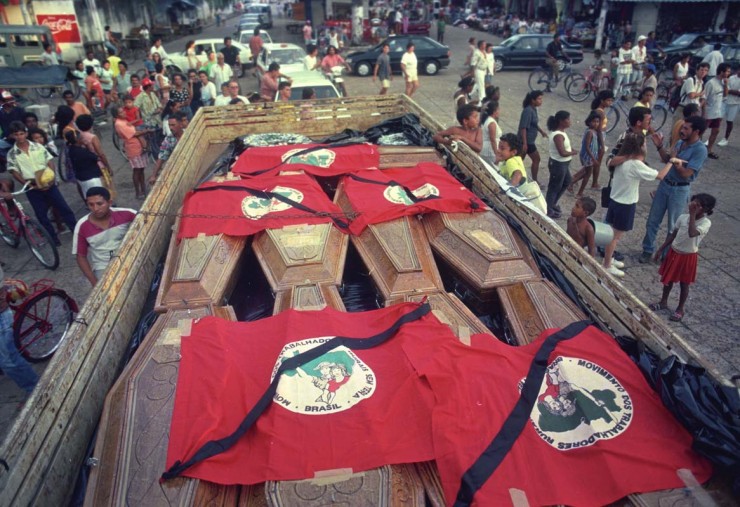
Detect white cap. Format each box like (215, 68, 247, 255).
(638, 35, 647, 42)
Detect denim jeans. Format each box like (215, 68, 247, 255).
(641, 181, 690, 254)
(613, 73, 630, 96)
(26, 186, 77, 242)
(0, 308, 39, 394)
(546, 159, 572, 213)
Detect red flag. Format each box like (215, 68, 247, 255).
(402, 325, 712, 507)
(232, 143, 380, 177)
(177, 173, 349, 239)
(165, 303, 453, 485)
(341, 163, 488, 234)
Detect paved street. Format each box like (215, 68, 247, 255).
(2, 13, 738, 442)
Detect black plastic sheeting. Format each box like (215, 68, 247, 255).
(317, 114, 436, 147)
(617, 336, 740, 492)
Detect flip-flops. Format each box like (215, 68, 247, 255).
(669, 311, 684, 322)
(708, 152, 719, 160)
(649, 302, 667, 311)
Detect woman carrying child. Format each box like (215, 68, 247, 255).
(568, 111, 602, 197)
(650, 193, 716, 322)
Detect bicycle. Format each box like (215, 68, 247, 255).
(4, 278, 78, 362)
(566, 67, 611, 102)
(35, 63, 82, 100)
(528, 62, 582, 93)
(604, 93, 669, 134)
(0, 182, 60, 270)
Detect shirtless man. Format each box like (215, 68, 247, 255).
(566, 196, 596, 257)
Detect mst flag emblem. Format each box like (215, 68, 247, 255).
(241, 186, 304, 220)
(384, 183, 440, 205)
(281, 148, 337, 168)
(522, 356, 633, 449)
(272, 339, 376, 414)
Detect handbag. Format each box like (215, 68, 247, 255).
(601, 172, 614, 208)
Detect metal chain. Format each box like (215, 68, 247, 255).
(136, 210, 361, 221)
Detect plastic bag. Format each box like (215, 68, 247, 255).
(364, 113, 435, 147)
(617, 336, 740, 475)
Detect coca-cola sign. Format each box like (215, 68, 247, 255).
(36, 14, 82, 43)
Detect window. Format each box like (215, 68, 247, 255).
(13, 34, 42, 47)
(513, 38, 538, 50)
(414, 39, 434, 50)
(0, 35, 6, 48)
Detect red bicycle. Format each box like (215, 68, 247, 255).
(4, 278, 78, 362)
(0, 181, 60, 270)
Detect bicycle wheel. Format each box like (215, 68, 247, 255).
(528, 69, 550, 92)
(0, 209, 21, 247)
(652, 105, 668, 132)
(605, 105, 620, 134)
(23, 218, 59, 270)
(562, 71, 581, 91)
(14, 289, 76, 362)
(566, 76, 591, 102)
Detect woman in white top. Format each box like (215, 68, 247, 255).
(197, 70, 217, 106)
(673, 53, 690, 84)
(304, 44, 320, 71)
(479, 100, 501, 166)
(400, 42, 419, 97)
(185, 40, 201, 71)
(545, 111, 577, 219)
(603, 133, 674, 277)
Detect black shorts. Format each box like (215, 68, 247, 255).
(526, 143, 538, 155)
(605, 200, 636, 232)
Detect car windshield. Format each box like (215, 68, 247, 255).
(670, 34, 695, 46)
(290, 85, 339, 100)
(500, 36, 521, 47)
(268, 48, 306, 65)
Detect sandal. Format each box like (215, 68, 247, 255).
(707, 152, 719, 160)
(669, 311, 684, 322)
(649, 302, 667, 311)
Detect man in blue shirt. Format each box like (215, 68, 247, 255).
(640, 116, 707, 263)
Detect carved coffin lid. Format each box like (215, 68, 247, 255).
(422, 211, 540, 291)
(392, 291, 494, 343)
(85, 306, 238, 507)
(273, 284, 346, 314)
(334, 181, 443, 302)
(498, 279, 586, 346)
(265, 464, 426, 507)
(155, 217, 248, 312)
(253, 223, 348, 292)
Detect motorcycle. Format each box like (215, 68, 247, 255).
(325, 65, 348, 97)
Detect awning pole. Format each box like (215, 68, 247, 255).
(595, 0, 608, 51)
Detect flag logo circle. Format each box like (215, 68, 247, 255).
(282, 148, 337, 168)
(520, 356, 633, 450)
(241, 186, 304, 220)
(271, 338, 376, 415)
(383, 183, 439, 206)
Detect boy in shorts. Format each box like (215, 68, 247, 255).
(567, 196, 597, 257)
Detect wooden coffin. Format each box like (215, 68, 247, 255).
(377, 146, 444, 168)
(497, 279, 587, 345)
(264, 464, 427, 507)
(84, 305, 238, 507)
(273, 284, 346, 313)
(422, 211, 540, 305)
(155, 216, 248, 312)
(394, 291, 494, 342)
(253, 223, 348, 292)
(334, 182, 444, 303)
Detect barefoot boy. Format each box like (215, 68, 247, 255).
(566, 197, 596, 257)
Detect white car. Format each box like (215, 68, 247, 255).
(275, 71, 340, 101)
(237, 29, 273, 46)
(258, 43, 307, 74)
(165, 38, 251, 76)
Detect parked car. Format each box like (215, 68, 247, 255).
(276, 71, 340, 101)
(406, 16, 431, 36)
(345, 35, 451, 77)
(651, 32, 739, 70)
(235, 21, 262, 37)
(569, 22, 596, 48)
(237, 29, 273, 47)
(244, 3, 273, 28)
(690, 42, 740, 69)
(259, 43, 307, 74)
(0, 24, 58, 67)
(492, 34, 584, 72)
(166, 38, 252, 76)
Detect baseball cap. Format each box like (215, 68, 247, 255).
(645, 64, 656, 73)
(141, 77, 153, 87)
(1, 90, 14, 101)
(638, 35, 647, 42)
